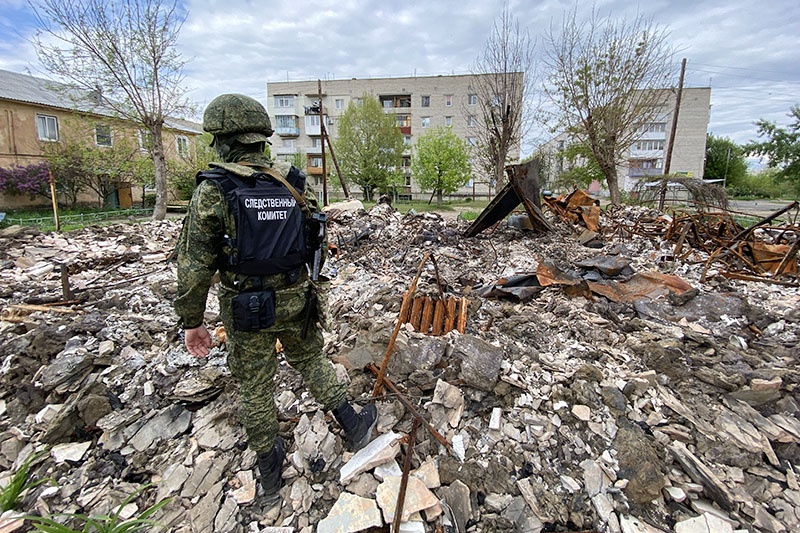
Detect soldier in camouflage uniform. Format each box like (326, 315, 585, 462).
(174, 94, 377, 506)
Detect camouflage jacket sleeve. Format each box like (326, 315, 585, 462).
(173, 180, 227, 328)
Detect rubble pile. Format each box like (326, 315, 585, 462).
(0, 200, 798, 533)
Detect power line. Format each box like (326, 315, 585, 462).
(691, 62, 795, 76)
(688, 66, 796, 84)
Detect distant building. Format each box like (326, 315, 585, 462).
(0, 69, 202, 209)
(541, 87, 711, 193)
(266, 74, 523, 201)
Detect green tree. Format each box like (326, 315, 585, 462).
(32, 0, 192, 220)
(42, 126, 144, 208)
(333, 94, 404, 201)
(544, 8, 675, 205)
(167, 131, 215, 201)
(557, 142, 604, 190)
(704, 133, 747, 187)
(745, 105, 800, 194)
(412, 127, 472, 206)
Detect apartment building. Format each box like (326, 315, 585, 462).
(0, 69, 202, 209)
(543, 87, 711, 193)
(266, 74, 523, 200)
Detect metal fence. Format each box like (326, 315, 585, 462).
(0, 208, 152, 228)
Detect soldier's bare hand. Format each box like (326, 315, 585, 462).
(185, 325, 212, 357)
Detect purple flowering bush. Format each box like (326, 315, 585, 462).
(0, 162, 51, 198)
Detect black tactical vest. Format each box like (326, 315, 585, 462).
(197, 166, 308, 276)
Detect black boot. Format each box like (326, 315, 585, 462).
(333, 401, 378, 452)
(257, 437, 285, 507)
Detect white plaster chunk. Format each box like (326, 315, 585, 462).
(560, 475, 582, 493)
(339, 431, 401, 484)
(376, 475, 439, 523)
(317, 492, 382, 533)
(232, 469, 257, 504)
(663, 485, 687, 502)
(411, 458, 440, 489)
(374, 460, 403, 481)
(51, 441, 91, 463)
(674, 513, 733, 533)
(572, 404, 591, 421)
(489, 407, 503, 430)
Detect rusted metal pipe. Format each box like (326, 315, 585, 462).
(392, 418, 420, 532)
(366, 363, 452, 453)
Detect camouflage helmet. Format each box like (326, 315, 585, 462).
(203, 93, 273, 143)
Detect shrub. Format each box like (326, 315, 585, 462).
(0, 162, 51, 199)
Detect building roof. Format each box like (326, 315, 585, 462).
(0, 69, 201, 134)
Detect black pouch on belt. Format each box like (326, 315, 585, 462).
(231, 289, 276, 332)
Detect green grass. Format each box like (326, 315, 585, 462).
(0, 451, 52, 512)
(24, 484, 170, 533)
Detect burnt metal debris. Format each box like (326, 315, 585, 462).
(465, 159, 552, 237)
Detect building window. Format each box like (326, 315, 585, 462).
(176, 135, 189, 157)
(275, 115, 297, 129)
(311, 137, 322, 148)
(445, 116, 452, 127)
(36, 114, 58, 141)
(421, 95, 430, 107)
(138, 129, 152, 151)
(639, 122, 667, 133)
(95, 124, 112, 147)
(309, 156, 323, 167)
(335, 98, 345, 110)
(445, 94, 453, 107)
(635, 140, 665, 151)
(403, 135, 412, 146)
(468, 94, 478, 105)
(467, 115, 477, 127)
(396, 114, 411, 128)
(421, 116, 430, 128)
(282, 138, 296, 148)
(275, 95, 294, 108)
(306, 115, 320, 127)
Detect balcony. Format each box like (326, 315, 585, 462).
(380, 95, 411, 109)
(306, 145, 323, 155)
(628, 167, 663, 178)
(276, 127, 300, 137)
(274, 146, 297, 155)
(306, 166, 324, 175)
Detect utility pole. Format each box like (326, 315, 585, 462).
(663, 58, 686, 175)
(316, 79, 349, 203)
(660, 57, 686, 211)
(723, 146, 731, 189)
(317, 80, 327, 206)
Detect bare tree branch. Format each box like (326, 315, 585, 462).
(31, 0, 191, 219)
(544, 7, 676, 205)
(469, 5, 539, 189)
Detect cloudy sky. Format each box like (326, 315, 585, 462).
(1, 0, 798, 156)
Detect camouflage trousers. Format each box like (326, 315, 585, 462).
(219, 281, 347, 455)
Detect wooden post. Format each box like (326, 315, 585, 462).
(48, 170, 61, 232)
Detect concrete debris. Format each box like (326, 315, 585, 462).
(0, 201, 798, 532)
